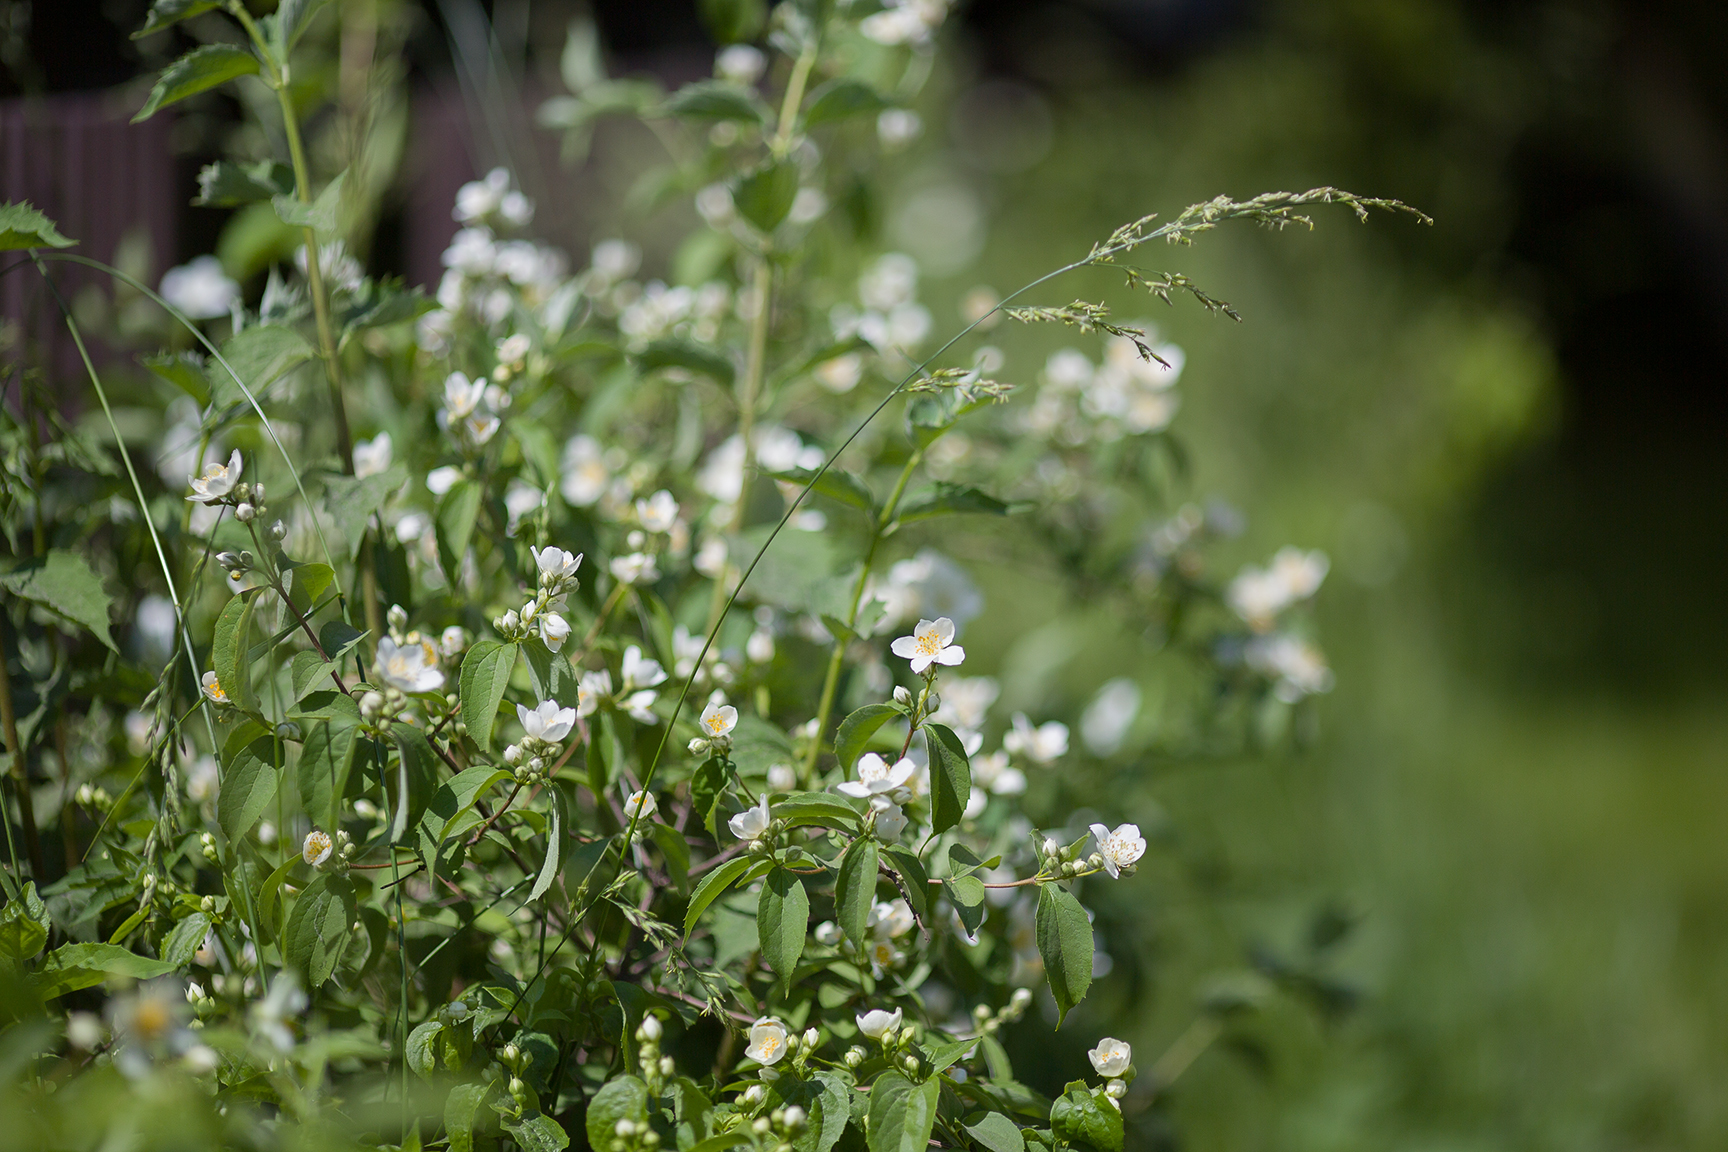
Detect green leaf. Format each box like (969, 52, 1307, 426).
(445, 1083, 492, 1152)
(1036, 884, 1094, 1027)
(296, 715, 360, 830)
(924, 723, 972, 836)
(895, 483, 1011, 525)
(804, 78, 891, 128)
(134, 44, 260, 122)
(522, 638, 580, 711)
(256, 853, 301, 939)
(133, 0, 222, 38)
(206, 323, 314, 411)
(946, 875, 987, 938)
(659, 80, 769, 124)
(1050, 1084, 1122, 1152)
(504, 1114, 570, 1152)
(32, 943, 175, 999)
(272, 0, 332, 50)
(161, 912, 211, 967)
(585, 1076, 649, 1152)
(865, 1072, 939, 1152)
(690, 755, 726, 838)
(287, 562, 336, 613)
(835, 835, 879, 945)
(733, 159, 798, 232)
(882, 846, 930, 923)
(696, 0, 765, 43)
(319, 620, 367, 665)
(0, 201, 75, 250)
(964, 1112, 1026, 1152)
(459, 640, 517, 752)
(683, 856, 753, 937)
(406, 1019, 443, 1079)
(210, 590, 260, 714)
(194, 159, 294, 207)
(436, 478, 483, 577)
(339, 278, 434, 341)
(835, 703, 900, 772)
(0, 550, 115, 651)
(284, 873, 357, 988)
(635, 337, 735, 385)
(272, 170, 345, 235)
(290, 651, 337, 701)
(423, 765, 508, 844)
(651, 821, 689, 890)
(142, 350, 209, 404)
(387, 724, 438, 844)
(771, 792, 863, 832)
(530, 802, 563, 902)
(0, 891, 49, 961)
(217, 730, 278, 843)
(324, 463, 407, 559)
(767, 467, 876, 515)
(758, 866, 809, 980)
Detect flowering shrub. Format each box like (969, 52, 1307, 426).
(0, 0, 1425, 1148)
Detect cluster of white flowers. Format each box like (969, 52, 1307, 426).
(495, 546, 582, 653)
(1088, 1036, 1135, 1108)
(872, 548, 983, 630)
(159, 255, 239, 320)
(830, 253, 932, 359)
(1245, 633, 1335, 702)
(436, 371, 510, 452)
(617, 280, 732, 348)
(425, 170, 566, 338)
(504, 699, 578, 784)
(1024, 333, 1183, 446)
(1226, 546, 1329, 631)
(859, 0, 951, 46)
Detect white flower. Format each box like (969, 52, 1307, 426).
(531, 545, 583, 585)
(504, 481, 544, 535)
(187, 449, 243, 504)
(518, 700, 577, 743)
(1245, 634, 1334, 702)
(442, 372, 487, 420)
(160, 255, 239, 320)
(877, 109, 923, 149)
(376, 636, 446, 693)
(1271, 547, 1330, 601)
(746, 1018, 789, 1065)
(767, 763, 797, 791)
(871, 800, 908, 842)
(1227, 548, 1328, 631)
(875, 551, 983, 628)
(815, 352, 864, 394)
(1088, 1037, 1132, 1078)
(560, 434, 610, 507)
(859, 0, 950, 45)
(694, 537, 728, 578)
(698, 701, 737, 740)
(636, 490, 679, 533)
(610, 552, 660, 586)
(715, 44, 766, 85)
(621, 645, 667, 691)
(353, 432, 393, 478)
(696, 435, 747, 504)
(1003, 713, 1068, 764)
(868, 898, 915, 939)
(537, 611, 572, 653)
(728, 794, 772, 842)
(868, 935, 904, 976)
(971, 749, 1025, 796)
(930, 675, 999, 733)
(838, 753, 916, 798)
(578, 669, 611, 717)
(439, 626, 468, 658)
(426, 465, 463, 496)
(856, 1008, 903, 1039)
(1088, 823, 1146, 879)
(590, 239, 641, 285)
(455, 167, 511, 222)
(890, 617, 965, 674)
(623, 790, 658, 822)
(302, 830, 333, 867)
(622, 690, 660, 724)
(185, 755, 219, 804)
(497, 332, 532, 369)
(200, 671, 229, 706)
(746, 629, 776, 664)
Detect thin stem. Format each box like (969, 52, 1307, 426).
(467, 780, 523, 845)
(0, 614, 28, 878)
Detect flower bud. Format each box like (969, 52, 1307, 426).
(742, 1085, 766, 1106)
(844, 1046, 864, 1068)
(1088, 853, 1105, 870)
(509, 1076, 527, 1098)
(504, 744, 522, 765)
(641, 1133, 660, 1149)
(1042, 837, 1060, 859)
(802, 1027, 818, 1051)
(893, 686, 911, 706)
(277, 721, 301, 741)
(1106, 1078, 1127, 1099)
(897, 1025, 916, 1046)
(216, 551, 243, 569)
(200, 895, 215, 914)
(1010, 987, 1033, 1011)
(251, 484, 264, 504)
(752, 1118, 772, 1136)
(615, 1119, 637, 1137)
(502, 1043, 521, 1067)
(783, 1106, 807, 1130)
(925, 693, 941, 712)
(360, 691, 385, 718)
(637, 1016, 662, 1042)
(234, 502, 256, 522)
(501, 609, 520, 631)
(659, 1056, 674, 1076)
(902, 1054, 920, 1074)
(387, 604, 409, 632)
(270, 520, 287, 540)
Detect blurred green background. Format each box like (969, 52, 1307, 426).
(7, 0, 1727, 1147)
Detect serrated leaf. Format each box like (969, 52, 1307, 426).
(0, 550, 115, 651)
(683, 856, 753, 938)
(436, 478, 483, 578)
(133, 0, 222, 38)
(835, 703, 899, 772)
(964, 1112, 1026, 1152)
(659, 80, 769, 124)
(635, 337, 735, 384)
(1036, 884, 1094, 1027)
(759, 866, 808, 980)
(0, 892, 48, 961)
(284, 873, 357, 988)
(504, 1114, 570, 1152)
(0, 201, 75, 250)
(217, 730, 278, 843)
(272, 0, 332, 50)
(210, 590, 260, 714)
(134, 44, 259, 122)
(733, 159, 798, 232)
(895, 483, 1011, 525)
(866, 1072, 939, 1152)
(194, 159, 294, 207)
(767, 466, 875, 514)
(459, 640, 517, 751)
(924, 722, 971, 836)
(297, 716, 360, 830)
(319, 620, 366, 665)
(324, 463, 407, 559)
(1050, 1083, 1122, 1152)
(585, 1076, 648, 1152)
(423, 765, 507, 844)
(272, 171, 345, 235)
(804, 78, 891, 127)
(835, 836, 879, 945)
(206, 323, 314, 411)
(160, 912, 211, 967)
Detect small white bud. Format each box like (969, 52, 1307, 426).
(234, 502, 255, 522)
(270, 519, 286, 540)
(893, 686, 911, 706)
(615, 1120, 637, 1137)
(387, 604, 409, 632)
(638, 1015, 662, 1042)
(802, 1027, 818, 1050)
(783, 1105, 806, 1130)
(752, 1118, 772, 1136)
